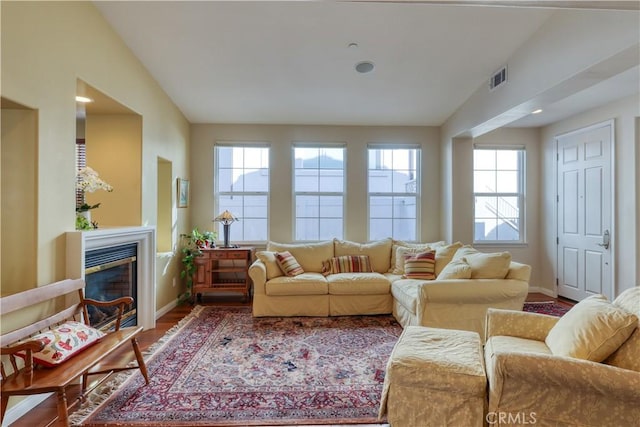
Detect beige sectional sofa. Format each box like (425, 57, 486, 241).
(249, 238, 531, 339)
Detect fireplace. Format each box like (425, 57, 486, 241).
(85, 243, 137, 330)
(67, 226, 156, 331)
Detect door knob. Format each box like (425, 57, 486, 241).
(597, 229, 610, 250)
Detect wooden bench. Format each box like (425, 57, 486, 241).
(0, 278, 149, 426)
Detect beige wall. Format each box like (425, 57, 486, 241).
(450, 128, 542, 287)
(190, 124, 441, 244)
(1, 2, 190, 311)
(540, 95, 639, 296)
(85, 114, 142, 227)
(1, 108, 38, 295)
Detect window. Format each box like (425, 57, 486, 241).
(293, 145, 345, 241)
(214, 145, 269, 242)
(368, 146, 419, 241)
(473, 146, 525, 243)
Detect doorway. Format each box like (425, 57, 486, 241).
(556, 120, 613, 301)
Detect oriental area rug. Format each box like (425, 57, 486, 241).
(523, 301, 571, 317)
(71, 306, 402, 426)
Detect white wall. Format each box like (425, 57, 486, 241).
(441, 8, 639, 243)
(450, 128, 542, 287)
(540, 95, 639, 297)
(190, 124, 440, 245)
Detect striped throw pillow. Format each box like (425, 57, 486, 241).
(403, 251, 436, 280)
(329, 255, 373, 274)
(275, 251, 304, 276)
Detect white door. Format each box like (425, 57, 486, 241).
(556, 121, 613, 301)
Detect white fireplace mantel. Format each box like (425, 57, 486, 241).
(66, 226, 156, 330)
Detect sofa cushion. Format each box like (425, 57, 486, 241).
(256, 251, 284, 280)
(389, 241, 444, 273)
(391, 280, 421, 314)
(267, 240, 333, 273)
(329, 255, 373, 274)
(437, 257, 472, 280)
(403, 251, 436, 280)
(327, 272, 390, 295)
(275, 251, 304, 276)
(545, 294, 638, 362)
(265, 273, 328, 296)
(334, 238, 392, 273)
(17, 321, 105, 367)
(434, 242, 463, 276)
(606, 287, 640, 371)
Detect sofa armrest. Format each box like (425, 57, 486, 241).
(489, 351, 640, 405)
(505, 261, 531, 282)
(248, 260, 267, 295)
(486, 308, 559, 341)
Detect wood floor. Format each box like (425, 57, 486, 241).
(8, 293, 573, 427)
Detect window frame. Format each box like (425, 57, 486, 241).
(367, 144, 421, 241)
(213, 143, 270, 245)
(472, 145, 526, 245)
(292, 143, 346, 241)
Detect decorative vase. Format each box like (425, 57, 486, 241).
(79, 210, 91, 223)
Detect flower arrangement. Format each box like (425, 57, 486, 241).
(76, 167, 113, 230)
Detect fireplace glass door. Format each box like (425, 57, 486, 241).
(85, 243, 137, 330)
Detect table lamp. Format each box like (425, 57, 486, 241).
(214, 210, 238, 248)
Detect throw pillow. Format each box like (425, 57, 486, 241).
(434, 242, 464, 276)
(256, 251, 284, 280)
(333, 238, 392, 273)
(389, 241, 445, 273)
(605, 287, 640, 371)
(275, 251, 304, 277)
(391, 245, 434, 274)
(437, 257, 472, 280)
(465, 251, 512, 279)
(403, 251, 436, 280)
(329, 255, 373, 274)
(17, 321, 106, 367)
(545, 294, 638, 362)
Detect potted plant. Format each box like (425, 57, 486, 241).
(179, 228, 217, 301)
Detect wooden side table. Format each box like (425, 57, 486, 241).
(191, 247, 254, 303)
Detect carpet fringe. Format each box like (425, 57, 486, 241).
(69, 305, 205, 426)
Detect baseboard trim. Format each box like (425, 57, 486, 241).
(529, 286, 557, 298)
(156, 299, 179, 319)
(3, 393, 50, 426)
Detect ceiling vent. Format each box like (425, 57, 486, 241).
(490, 66, 507, 90)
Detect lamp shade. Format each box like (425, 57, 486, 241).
(213, 210, 238, 225)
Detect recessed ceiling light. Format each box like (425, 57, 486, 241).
(531, 109, 543, 114)
(75, 96, 93, 103)
(348, 42, 358, 48)
(355, 61, 375, 74)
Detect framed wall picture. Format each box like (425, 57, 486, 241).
(178, 178, 189, 208)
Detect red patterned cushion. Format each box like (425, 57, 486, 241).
(403, 251, 436, 280)
(275, 251, 305, 276)
(18, 321, 106, 367)
(329, 255, 373, 274)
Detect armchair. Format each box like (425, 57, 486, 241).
(484, 287, 640, 426)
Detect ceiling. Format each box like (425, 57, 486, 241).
(93, 1, 639, 128)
